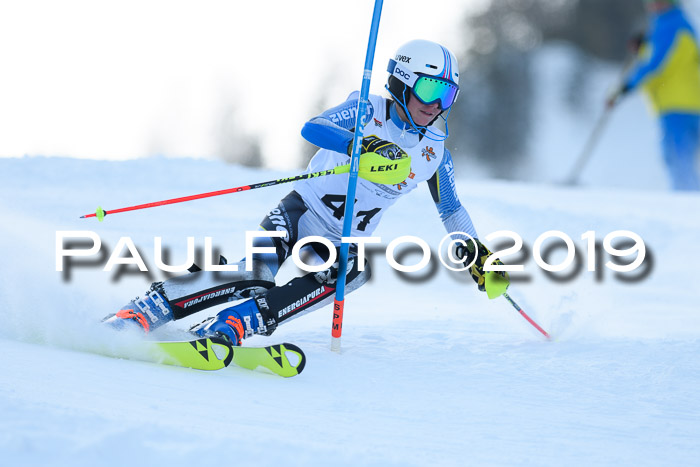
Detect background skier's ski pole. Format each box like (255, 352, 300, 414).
(562, 54, 636, 186)
(562, 106, 612, 185)
(503, 293, 550, 340)
(80, 152, 408, 221)
(331, 0, 384, 353)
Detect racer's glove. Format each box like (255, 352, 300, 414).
(455, 239, 510, 299)
(348, 135, 407, 161)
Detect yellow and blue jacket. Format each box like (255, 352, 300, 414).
(625, 7, 700, 115)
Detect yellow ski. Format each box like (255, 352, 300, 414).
(149, 337, 306, 377)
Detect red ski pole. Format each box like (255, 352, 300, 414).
(503, 293, 551, 340)
(80, 170, 329, 221)
(80, 154, 409, 221)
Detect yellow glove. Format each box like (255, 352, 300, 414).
(349, 135, 407, 161)
(456, 239, 510, 299)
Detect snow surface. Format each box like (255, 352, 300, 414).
(1, 152, 699, 466)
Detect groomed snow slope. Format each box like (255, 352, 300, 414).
(1, 155, 699, 466)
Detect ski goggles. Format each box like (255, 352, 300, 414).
(387, 59, 459, 110)
(412, 76, 459, 110)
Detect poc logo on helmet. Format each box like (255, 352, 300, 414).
(394, 66, 411, 80)
(395, 54, 411, 63)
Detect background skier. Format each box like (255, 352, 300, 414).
(608, 0, 700, 191)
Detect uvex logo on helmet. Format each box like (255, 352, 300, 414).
(395, 54, 411, 63)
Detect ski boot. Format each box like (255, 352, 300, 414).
(102, 283, 174, 333)
(189, 298, 274, 346)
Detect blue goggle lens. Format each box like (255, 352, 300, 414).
(412, 76, 459, 110)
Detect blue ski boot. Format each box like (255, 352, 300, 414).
(102, 283, 174, 333)
(190, 299, 273, 346)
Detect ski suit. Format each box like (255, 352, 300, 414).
(152, 92, 479, 333)
(624, 6, 700, 191)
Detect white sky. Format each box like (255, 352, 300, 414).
(0, 0, 473, 168)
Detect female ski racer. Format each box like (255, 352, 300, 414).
(104, 39, 509, 344)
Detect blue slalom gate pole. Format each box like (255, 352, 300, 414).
(331, 0, 384, 352)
